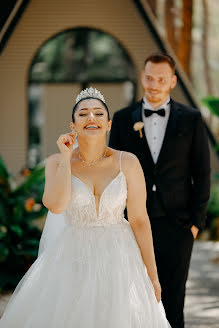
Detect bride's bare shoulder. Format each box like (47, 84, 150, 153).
(109, 149, 136, 160)
(108, 149, 140, 172)
(121, 151, 139, 164)
(45, 153, 62, 168)
(120, 151, 142, 175)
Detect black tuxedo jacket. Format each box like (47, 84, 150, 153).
(109, 99, 211, 230)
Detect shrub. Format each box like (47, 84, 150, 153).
(0, 156, 47, 291)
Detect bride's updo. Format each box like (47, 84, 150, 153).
(72, 87, 110, 122)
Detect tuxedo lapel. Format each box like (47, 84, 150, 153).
(131, 100, 154, 165)
(131, 101, 142, 123)
(156, 99, 182, 166)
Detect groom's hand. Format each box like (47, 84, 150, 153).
(191, 225, 199, 239)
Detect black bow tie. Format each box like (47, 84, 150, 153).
(144, 108, 166, 117)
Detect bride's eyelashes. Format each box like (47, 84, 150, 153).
(79, 113, 104, 117)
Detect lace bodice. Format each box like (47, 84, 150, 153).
(64, 152, 127, 227)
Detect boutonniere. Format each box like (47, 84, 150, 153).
(133, 121, 144, 138)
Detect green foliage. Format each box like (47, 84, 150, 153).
(0, 156, 47, 291)
(202, 96, 219, 117)
(207, 183, 219, 218)
(201, 96, 219, 152)
(207, 176, 219, 240)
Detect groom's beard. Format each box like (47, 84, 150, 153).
(145, 87, 171, 107)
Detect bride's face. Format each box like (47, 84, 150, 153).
(70, 99, 111, 138)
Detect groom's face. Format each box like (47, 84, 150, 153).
(141, 61, 177, 108)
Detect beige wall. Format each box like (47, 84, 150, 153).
(40, 84, 80, 158)
(0, 0, 209, 174)
(39, 83, 131, 159)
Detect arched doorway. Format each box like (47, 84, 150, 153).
(27, 27, 136, 168)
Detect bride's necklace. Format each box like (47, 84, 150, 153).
(79, 147, 108, 167)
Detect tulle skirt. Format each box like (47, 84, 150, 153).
(0, 220, 171, 327)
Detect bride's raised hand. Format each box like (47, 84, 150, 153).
(56, 132, 76, 161)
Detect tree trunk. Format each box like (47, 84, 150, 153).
(202, 0, 213, 95)
(165, 0, 177, 52)
(177, 0, 193, 77)
(147, 0, 157, 17)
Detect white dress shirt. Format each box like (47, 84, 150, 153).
(142, 96, 171, 164)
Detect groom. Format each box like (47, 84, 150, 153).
(109, 53, 210, 328)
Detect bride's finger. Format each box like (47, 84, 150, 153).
(67, 135, 74, 144)
(69, 132, 76, 140)
(62, 135, 70, 143)
(155, 290, 161, 303)
(65, 138, 72, 146)
(57, 133, 75, 147)
(64, 134, 75, 146)
(68, 133, 76, 143)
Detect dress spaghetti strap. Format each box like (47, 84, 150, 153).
(119, 151, 123, 172)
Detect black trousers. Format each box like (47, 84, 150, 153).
(150, 217, 194, 328)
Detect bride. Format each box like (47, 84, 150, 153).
(0, 88, 171, 327)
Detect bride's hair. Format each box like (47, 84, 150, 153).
(72, 97, 110, 122)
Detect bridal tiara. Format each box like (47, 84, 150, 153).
(76, 87, 106, 104)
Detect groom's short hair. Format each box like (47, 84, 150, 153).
(144, 53, 176, 73)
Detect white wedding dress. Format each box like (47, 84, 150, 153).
(0, 152, 171, 327)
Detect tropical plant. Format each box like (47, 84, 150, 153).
(206, 178, 219, 240)
(0, 156, 47, 291)
(202, 96, 219, 117)
(202, 96, 219, 151)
